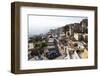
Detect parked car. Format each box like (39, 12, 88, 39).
(46, 48, 61, 59)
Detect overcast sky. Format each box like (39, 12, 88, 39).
(28, 15, 87, 37)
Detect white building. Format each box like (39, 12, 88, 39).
(28, 42, 34, 50)
(74, 33, 79, 40)
(48, 35, 54, 42)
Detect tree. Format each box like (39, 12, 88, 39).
(78, 34, 84, 41)
(39, 42, 47, 54)
(31, 49, 38, 56)
(34, 41, 48, 55)
(41, 42, 47, 48)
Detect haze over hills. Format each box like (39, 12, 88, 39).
(28, 15, 87, 37)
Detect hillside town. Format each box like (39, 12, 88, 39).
(28, 19, 88, 60)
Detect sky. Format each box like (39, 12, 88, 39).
(28, 15, 87, 37)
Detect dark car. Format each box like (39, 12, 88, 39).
(46, 48, 61, 59)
